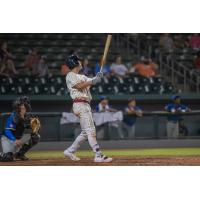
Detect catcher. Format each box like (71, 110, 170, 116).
(0, 96, 41, 162)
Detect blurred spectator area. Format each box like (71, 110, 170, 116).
(126, 33, 200, 92)
(0, 33, 133, 74)
(1, 33, 200, 96)
(0, 74, 173, 96)
(137, 33, 199, 70)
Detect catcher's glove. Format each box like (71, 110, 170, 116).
(30, 117, 41, 134)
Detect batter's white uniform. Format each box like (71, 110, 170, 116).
(65, 72, 100, 153)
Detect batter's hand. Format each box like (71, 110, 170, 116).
(92, 76, 102, 85)
(14, 139, 22, 147)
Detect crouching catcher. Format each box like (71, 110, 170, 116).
(0, 96, 41, 162)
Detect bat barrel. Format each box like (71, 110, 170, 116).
(99, 34, 112, 73)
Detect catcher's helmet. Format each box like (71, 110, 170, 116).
(13, 96, 32, 112)
(66, 55, 81, 69)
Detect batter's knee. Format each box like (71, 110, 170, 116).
(0, 152, 14, 162)
(85, 127, 96, 136)
(80, 131, 88, 138)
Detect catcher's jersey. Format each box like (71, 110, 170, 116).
(2, 112, 30, 141)
(66, 71, 92, 101)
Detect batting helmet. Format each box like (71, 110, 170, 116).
(66, 55, 81, 69)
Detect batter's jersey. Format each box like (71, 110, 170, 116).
(66, 71, 92, 101)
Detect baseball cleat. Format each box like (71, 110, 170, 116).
(15, 153, 29, 161)
(94, 155, 113, 163)
(64, 150, 80, 161)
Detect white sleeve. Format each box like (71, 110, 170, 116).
(83, 75, 93, 82)
(86, 77, 93, 81)
(66, 73, 80, 88)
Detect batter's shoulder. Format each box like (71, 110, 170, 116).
(66, 71, 72, 78)
(66, 71, 75, 80)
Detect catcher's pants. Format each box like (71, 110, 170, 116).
(67, 102, 100, 153)
(1, 134, 31, 153)
(166, 121, 179, 139)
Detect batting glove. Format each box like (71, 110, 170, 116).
(92, 76, 102, 85)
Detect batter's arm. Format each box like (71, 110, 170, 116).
(73, 74, 102, 90)
(73, 81, 93, 90)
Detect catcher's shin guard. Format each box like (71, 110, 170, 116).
(0, 152, 14, 162)
(17, 134, 40, 157)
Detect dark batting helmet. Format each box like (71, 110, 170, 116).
(65, 55, 81, 69)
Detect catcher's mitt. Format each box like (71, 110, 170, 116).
(30, 117, 41, 134)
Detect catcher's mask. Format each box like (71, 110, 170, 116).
(12, 96, 32, 113)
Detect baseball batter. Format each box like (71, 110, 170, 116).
(64, 55, 112, 162)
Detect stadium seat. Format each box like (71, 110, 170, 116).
(118, 84, 129, 94)
(126, 85, 134, 94)
(90, 86, 99, 94)
(22, 85, 35, 95)
(0, 33, 180, 96)
(31, 77, 47, 86)
(150, 84, 163, 94)
(123, 76, 134, 84)
(103, 85, 118, 94)
(163, 83, 174, 93)
(0, 77, 14, 86)
(108, 76, 120, 85)
(0, 86, 7, 94)
(56, 86, 67, 96)
(132, 76, 141, 85)
(134, 84, 145, 94)
(144, 85, 151, 94)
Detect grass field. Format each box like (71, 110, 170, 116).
(27, 147, 200, 159)
(1, 147, 200, 166)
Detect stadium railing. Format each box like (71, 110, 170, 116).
(0, 111, 200, 141)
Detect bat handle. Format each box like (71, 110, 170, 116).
(100, 65, 103, 73)
(100, 59, 104, 73)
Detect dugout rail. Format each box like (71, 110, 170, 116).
(0, 111, 200, 141)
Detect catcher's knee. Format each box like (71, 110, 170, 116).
(30, 134, 40, 145)
(0, 152, 14, 162)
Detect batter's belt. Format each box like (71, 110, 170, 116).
(73, 99, 90, 104)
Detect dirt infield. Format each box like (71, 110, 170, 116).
(1, 156, 200, 166)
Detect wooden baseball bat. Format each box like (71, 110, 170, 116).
(100, 34, 112, 73)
